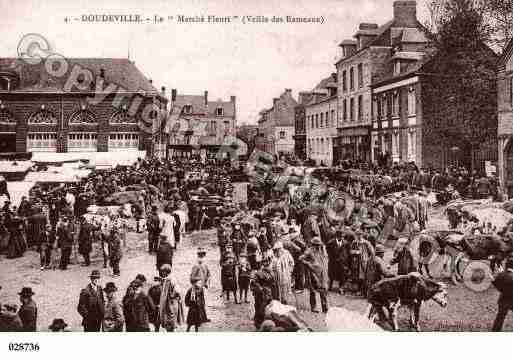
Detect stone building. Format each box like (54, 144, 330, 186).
(0, 58, 167, 155)
(334, 0, 426, 164)
(371, 24, 497, 172)
(303, 74, 338, 166)
(257, 89, 297, 156)
(369, 24, 429, 165)
(167, 90, 236, 160)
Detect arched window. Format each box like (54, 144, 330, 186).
(0, 108, 15, 124)
(28, 109, 57, 124)
(69, 109, 96, 124)
(110, 109, 137, 124)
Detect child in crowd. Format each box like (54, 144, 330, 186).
(185, 276, 208, 332)
(221, 252, 238, 303)
(190, 247, 211, 288)
(237, 252, 251, 304)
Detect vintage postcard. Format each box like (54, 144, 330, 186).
(0, 1, 511, 350)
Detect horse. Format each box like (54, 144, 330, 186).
(452, 234, 513, 273)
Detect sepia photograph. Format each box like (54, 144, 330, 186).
(0, 0, 512, 348)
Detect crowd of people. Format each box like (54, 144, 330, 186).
(0, 155, 511, 331)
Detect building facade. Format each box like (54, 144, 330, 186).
(0, 58, 166, 155)
(304, 75, 338, 166)
(257, 89, 297, 156)
(293, 94, 308, 160)
(371, 73, 423, 166)
(334, 0, 426, 164)
(498, 39, 513, 194)
(371, 28, 497, 172)
(167, 90, 236, 159)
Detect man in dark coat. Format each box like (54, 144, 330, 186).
(77, 270, 105, 331)
(156, 236, 174, 275)
(148, 277, 163, 332)
(57, 217, 74, 270)
(391, 238, 417, 275)
(326, 229, 345, 293)
(18, 287, 37, 331)
(17, 196, 31, 218)
(0, 176, 10, 200)
(147, 205, 161, 253)
(0, 304, 22, 331)
(299, 237, 329, 313)
(366, 244, 395, 293)
(250, 255, 277, 329)
(27, 208, 46, 246)
(78, 216, 95, 266)
(492, 257, 513, 331)
(108, 227, 123, 276)
(122, 279, 155, 332)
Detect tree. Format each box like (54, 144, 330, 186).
(426, 0, 513, 52)
(482, 0, 513, 51)
(423, 0, 498, 172)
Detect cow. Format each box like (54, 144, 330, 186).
(366, 272, 448, 331)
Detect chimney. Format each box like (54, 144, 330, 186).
(393, 1, 417, 27)
(171, 89, 177, 102)
(273, 98, 279, 108)
(230, 96, 236, 103)
(204, 90, 208, 106)
(285, 88, 292, 95)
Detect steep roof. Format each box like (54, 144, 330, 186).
(335, 18, 431, 66)
(0, 58, 160, 95)
(172, 94, 235, 117)
(302, 75, 335, 106)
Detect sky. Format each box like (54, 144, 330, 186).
(0, 0, 430, 125)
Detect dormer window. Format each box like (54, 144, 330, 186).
(216, 107, 224, 116)
(183, 105, 193, 114)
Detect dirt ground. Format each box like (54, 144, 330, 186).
(1, 207, 512, 332)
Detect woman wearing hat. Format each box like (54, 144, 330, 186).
(157, 264, 183, 332)
(271, 241, 294, 305)
(18, 287, 37, 331)
(102, 282, 124, 332)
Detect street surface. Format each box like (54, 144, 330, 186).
(0, 208, 512, 331)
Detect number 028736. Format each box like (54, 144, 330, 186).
(8, 343, 40, 351)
